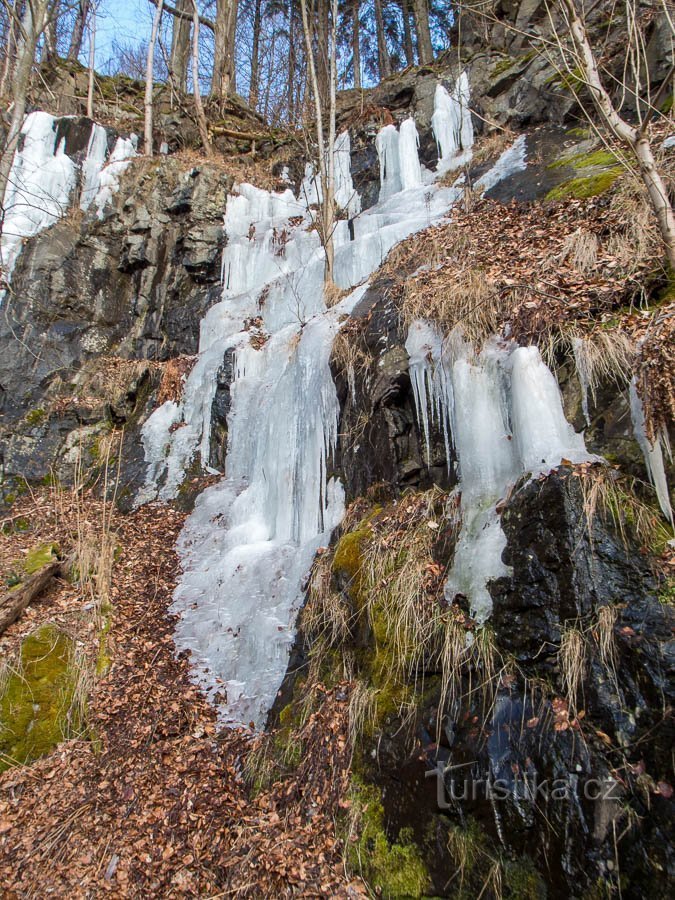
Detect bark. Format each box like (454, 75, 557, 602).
(144, 0, 164, 156)
(0, 0, 18, 96)
(211, 0, 238, 107)
(401, 0, 414, 66)
(68, 0, 90, 59)
(373, 0, 391, 79)
(352, 0, 361, 89)
(0, 562, 61, 636)
(0, 0, 51, 239)
(191, 0, 213, 155)
(248, 0, 261, 108)
(169, 0, 190, 91)
(411, 0, 433, 64)
(561, 0, 675, 268)
(43, 0, 60, 61)
(286, 0, 296, 121)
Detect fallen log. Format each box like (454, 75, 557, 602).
(208, 125, 293, 146)
(0, 561, 62, 637)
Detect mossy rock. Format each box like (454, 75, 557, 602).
(0, 625, 83, 772)
(545, 168, 622, 200)
(24, 407, 47, 427)
(23, 542, 59, 575)
(347, 780, 430, 898)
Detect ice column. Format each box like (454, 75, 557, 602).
(376, 124, 402, 200)
(406, 321, 592, 621)
(399, 118, 423, 190)
(431, 72, 474, 167)
(629, 378, 673, 525)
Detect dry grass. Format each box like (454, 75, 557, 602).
(156, 356, 197, 406)
(595, 605, 618, 674)
(559, 624, 585, 717)
(331, 323, 372, 401)
(578, 466, 671, 553)
(400, 266, 511, 347)
(348, 681, 378, 750)
(559, 227, 599, 274)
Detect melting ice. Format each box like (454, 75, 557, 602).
(432, 72, 474, 172)
(629, 378, 673, 525)
(406, 321, 591, 622)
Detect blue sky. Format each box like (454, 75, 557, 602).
(89, 0, 154, 68)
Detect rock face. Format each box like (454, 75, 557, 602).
(0, 152, 230, 493)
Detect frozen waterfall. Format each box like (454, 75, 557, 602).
(0, 111, 136, 295)
(406, 321, 591, 622)
(138, 88, 531, 726)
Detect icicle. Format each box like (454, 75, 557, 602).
(629, 378, 673, 524)
(1, 112, 77, 289)
(376, 123, 402, 200)
(137, 127, 539, 724)
(406, 321, 592, 622)
(80, 124, 109, 211)
(431, 73, 474, 169)
(572, 336, 592, 427)
(334, 130, 361, 217)
(399, 118, 422, 190)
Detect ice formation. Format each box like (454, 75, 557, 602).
(398, 118, 423, 190)
(0, 111, 136, 294)
(138, 82, 533, 724)
(629, 378, 673, 525)
(406, 321, 591, 622)
(431, 73, 474, 168)
(300, 131, 361, 218)
(1, 112, 77, 284)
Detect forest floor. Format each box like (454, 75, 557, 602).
(0, 489, 364, 897)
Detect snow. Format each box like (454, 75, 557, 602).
(406, 321, 592, 621)
(137, 77, 538, 724)
(629, 378, 673, 525)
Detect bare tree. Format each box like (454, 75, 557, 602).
(299, 0, 338, 283)
(556, 0, 675, 267)
(373, 0, 391, 79)
(212, 0, 238, 107)
(169, 0, 191, 91)
(144, 0, 164, 156)
(352, 0, 361, 89)
(0, 0, 55, 212)
(68, 0, 90, 60)
(248, 0, 261, 107)
(86, 0, 96, 117)
(191, 0, 213, 154)
(411, 0, 433, 64)
(0, 0, 19, 96)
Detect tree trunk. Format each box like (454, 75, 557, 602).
(352, 0, 361, 89)
(68, 0, 90, 60)
(286, 0, 296, 121)
(411, 0, 433, 64)
(211, 0, 237, 107)
(401, 0, 414, 66)
(191, 0, 213, 156)
(561, 0, 675, 268)
(0, 0, 50, 233)
(0, 0, 19, 96)
(43, 0, 60, 62)
(0, 562, 61, 636)
(169, 0, 190, 91)
(144, 0, 164, 156)
(248, 0, 261, 108)
(86, 2, 95, 117)
(373, 0, 391, 79)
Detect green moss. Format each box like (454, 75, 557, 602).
(23, 542, 59, 575)
(24, 407, 46, 427)
(347, 780, 430, 898)
(546, 168, 622, 200)
(548, 148, 621, 171)
(661, 94, 673, 114)
(491, 56, 518, 77)
(96, 604, 113, 676)
(0, 625, 82, 772)
(658, 577, 675, 606)
(504, 859, 546, 899)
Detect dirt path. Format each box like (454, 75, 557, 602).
(0, 499, 359, 897)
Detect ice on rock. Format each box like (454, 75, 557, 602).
(629, 378, 673, 525)
(0, 111, 137, 296)
(138, 109, 537, 724)
(1, 111, 77, 286)
(406, 321, 592, 622)
(431, 73, 474, 170)
(334, 130, 361, 217)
